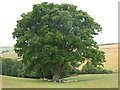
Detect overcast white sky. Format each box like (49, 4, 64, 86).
(0, 0, 119, 47)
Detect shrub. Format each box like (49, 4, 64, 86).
(81, 62, 113, 74)
(2, 58, 15, 75)
(70, 69, 80, 74)
(1, 58, 51, 79)
(2, 58, 23, 76)
(69, 62, 113, 75)
(11, 60, 23, 76)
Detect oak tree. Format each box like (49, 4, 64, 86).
(13, 2, 105, 82)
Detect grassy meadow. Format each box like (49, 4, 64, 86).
(1, 74, 118, 88)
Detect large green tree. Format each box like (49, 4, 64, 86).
(13, 2, 105, 82)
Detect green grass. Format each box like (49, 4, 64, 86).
(1, 74, 118, 88)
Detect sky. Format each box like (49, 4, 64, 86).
(0, 0, 119, 47)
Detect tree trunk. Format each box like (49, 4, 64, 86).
(52, 73, 60, 82)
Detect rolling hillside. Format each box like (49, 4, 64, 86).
(99, 43, 118, 72)
(0, 46, 14, 53)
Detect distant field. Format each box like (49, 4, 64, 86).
(1, 74, 118, 88)
(1, 51, 18, 59)
(0, 46, 17, 59)
(77, 44, 118, 72)
(0, 43, 118, 71)
(99, 44, 118, 72)
(0, 46, 14, 53)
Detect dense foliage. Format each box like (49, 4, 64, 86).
(1, 58, 22, 76)
(80, 62, 112, 74)
(1, 58, 112, 78)
(12, 2, 105, 81)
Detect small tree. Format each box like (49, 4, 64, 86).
(13, 2, 105, 82)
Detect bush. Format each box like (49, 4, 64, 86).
(2, 58, 23, 76)
(11, 60, 23, 76)
(69, 62, 113, 75)
(70, 69, 80, 74)
(2, 58, 15, 75)
(81, 62, 113, 74)
(21, 68, 44, 79)
(1, 58, 51, 79)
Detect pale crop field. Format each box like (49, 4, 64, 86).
(1, 51, 18, 59)
(99, 44, 118, 72)
(77, 44, 118, 72)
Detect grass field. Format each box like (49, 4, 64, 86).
(1, 74, 118, 88)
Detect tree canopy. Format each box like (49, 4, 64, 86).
(13, 2, 105, 82)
